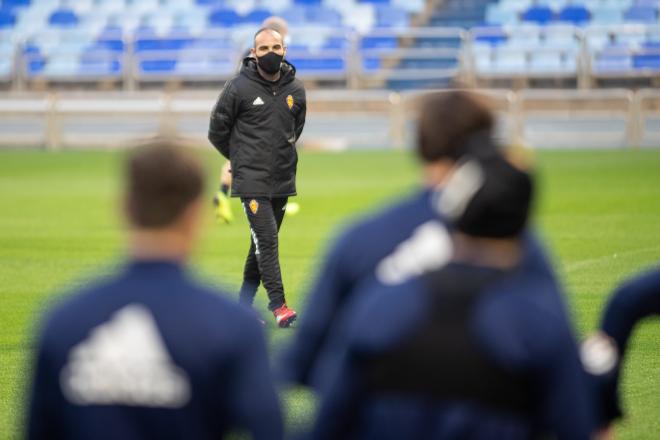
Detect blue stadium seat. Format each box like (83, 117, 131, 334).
(306, 6, 342, 26)
(522, 6, 554, 24)
(360, 0, 391, 4)
(361, 36, 398, 50)
(633, 52, 660, 70)
(0, 9, 16, 28)
(594, 50, 632, 73)
(375, 5, 408, 27)
(208, 8, 241, 27)
(243, 9, 272, 24)
(363, 57, 381, 70)
(287, 57, 345, 71)
(279, 7, 305, 24)
(400, 58, 458, 69)
(79, 54, 122, 76)
(624, 6, 657, 23)
(49, 9, 79, 27)
(91, 38, 124, 52)
(293, 0, 321, 4)
(140, 59, 177, 73)
(196, 0, 224, 6)
(2, 0, 30, 9)
(474, 26, 508, 46)
(322, 37, 348, 49)
(558, 5, 590, 25)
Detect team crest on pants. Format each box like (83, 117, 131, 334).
(249, 199, 259, 214)
(286, 95, 294, 110)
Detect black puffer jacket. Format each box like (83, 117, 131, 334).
(208, 57, 306, 198)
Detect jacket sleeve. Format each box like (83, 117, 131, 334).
(208, 79, 240, 159)
(228, 317, 283, 440)
(294, 88, 306, 143)
(27, 326, 64, 439)
(597, 268, 660, 424)
(279, 230, 354, 386)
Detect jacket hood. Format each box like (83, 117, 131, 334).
(240, 57, 297, 87)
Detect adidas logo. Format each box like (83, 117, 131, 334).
(60, 304, 191, 408)
(253, 97, 264, 105)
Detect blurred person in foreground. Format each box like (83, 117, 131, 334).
(209, 27, 305, 327)
(26, 142, 282, 440)
(212, 16, 293, 224)
(310, 152, 595, 439)
(581, 267, 660, 437)
(281, 90, 567, 388)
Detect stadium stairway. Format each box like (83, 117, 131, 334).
(430, 0, 498, 28)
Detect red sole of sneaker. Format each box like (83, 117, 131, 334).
(278, 314, 297, 328)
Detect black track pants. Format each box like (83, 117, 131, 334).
(239, 197, 288, 311)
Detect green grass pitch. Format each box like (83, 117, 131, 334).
(1, 148, 659, 439)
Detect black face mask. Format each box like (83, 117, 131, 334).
(257, 51, 283, 74)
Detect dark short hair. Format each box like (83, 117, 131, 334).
(125, 142, 204, 228)
(417, 91, 495, 163)
(253, 27, 283, 47)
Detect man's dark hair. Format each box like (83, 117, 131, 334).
(417, 90, 495, 163)
(125, 141, 204, 228)
(253, 27, 283, 47)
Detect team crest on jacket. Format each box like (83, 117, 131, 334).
(286, 95, 294, 110)
(249, 199, 259, 214)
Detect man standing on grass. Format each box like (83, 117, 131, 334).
(26, 142, 282, 440)
(209, 27, 306, 328)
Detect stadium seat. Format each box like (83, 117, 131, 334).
(473, 26, 508, 45)
(242, 8, 272, 24)
(594, 50, 632, 73)
(493, 48, 527, 73)
(360, 35, 398, 50)
(590, 5, 624, 24)
(522, 5, 554, 24)
(624, 6, 658, 23)
(558, 5, 590, 25)
(208, 8, 241, 27)
(633, 52, 660, 70)
(195, 0, 223, 6)
(140, 59, 177, 73)
(48, 9, 79, 27)
(306, 6, 342, 26)
(0, 9, 16, 28)
(2, 0, 30, 9)
(375, 5, 408, 27)
(529, 51, 567, 73)
(485, 4, 521, 25)
(280, 7, 306, 24)
(293, 0, 321, 5)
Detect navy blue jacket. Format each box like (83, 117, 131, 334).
(27, 260, 282, 440)
(596, 267, 660, 424)
(311, 261, 594, 439)
(282, 188, 567, 387)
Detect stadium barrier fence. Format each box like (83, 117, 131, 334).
(0, 88, 659, 150)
